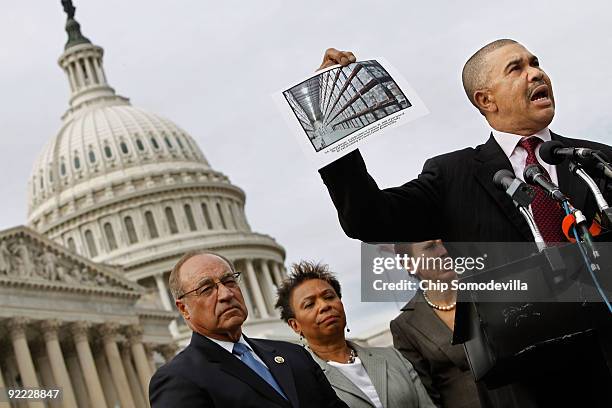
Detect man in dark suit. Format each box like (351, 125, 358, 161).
(149, 250, 348, 408)
(317, 41, 612, 406)
(318, 41, 612, 244)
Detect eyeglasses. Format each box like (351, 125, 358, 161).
(178, 272, 242, 300)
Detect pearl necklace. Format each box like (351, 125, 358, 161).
(423, 291, 456, 311)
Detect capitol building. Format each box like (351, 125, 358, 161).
(0, 3, 291, 407)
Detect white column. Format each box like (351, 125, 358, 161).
(260, 261, 279, 316)
(41, 320, 79, 408)
(125, 326, 153, 399)
(75, 61, 86, 89)
(236, 260, 255, 318)
(7, 318, 44, 408)
(120, 346, 147, 408)
(86, 58, 98, 85)
(155, 273, 179, 336)
(35, 354, 60, 408)
(70, 322, 107, 408)
(94, 350, 119, 408)
(144, 344, 157, 374)
(245, 259, 269, 318)
(272, 262, 284, 287)
(99, 324, 136, 408)
(65, 349, 91, 408)
(93, 57, 107, 83)
(68, 62, 79, 90)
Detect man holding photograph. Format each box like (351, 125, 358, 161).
(317, 41, 612, 407)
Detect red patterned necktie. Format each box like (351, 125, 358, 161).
(518, 137, 566, 243)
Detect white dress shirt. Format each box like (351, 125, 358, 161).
(491, 127, 559, 185)
(328, 357, 383, 408)
(206, 334, 269, 368)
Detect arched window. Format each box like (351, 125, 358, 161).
(216, 202, 227, 229)
(89, 150, 96, 163)
(104, 145, 113, 158)
(151, 137, 160, 150)
(176, 136, 184, 148)
(136, 139, 145, 151)
(145, 211, 159, 238)
(74, 155, 81, 169)
(60, 162, 66, 176)
(104, 222, 118, 251)
(164, 136, 173, 148)
(165, 207, 179, 234)
(67, 237, 76, 253)
(120, 142, 129, 154)
(201, 203, 213, 229)
(124, 216, 138, 244)
(184, 204, 197, 231)
(228, 203, 237, 229)
(84, 229, 98, 257)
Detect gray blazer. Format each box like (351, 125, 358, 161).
(309, 342, 435, 408)
(390, 292, 481, 408)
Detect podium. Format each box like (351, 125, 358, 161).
(452, 236, 612, 391)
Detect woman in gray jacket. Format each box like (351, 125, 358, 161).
(275, 261, 435, 408)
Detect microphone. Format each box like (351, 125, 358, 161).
(493, 169, 536, 207)
(540, 140, 612, 179)
(493, 169, 544, 246)
(523, 164, 568, 202)
(540, 140, 600, 165)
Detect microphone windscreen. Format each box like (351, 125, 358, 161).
(540, 140, 566, 165)
(523, 163, 544, 183)
(493, 169, 514, 188)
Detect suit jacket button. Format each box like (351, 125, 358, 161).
(274, 356, 285, 364)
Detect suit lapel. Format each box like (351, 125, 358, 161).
(552, 133, 589, 211)
(407, 294, 470, 370)
(310, 351, 374, 407)
(191, 333, 291, 408)
(247, 337, 300, 408)
(352, 344, 388, 408)
(474, 134, 534, 240)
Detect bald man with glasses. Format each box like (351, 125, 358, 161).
(149, 250, 348, 408)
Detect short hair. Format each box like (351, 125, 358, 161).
(168, 250, 235, 300)
(462, 39, 518, 111)
(275, 261, 342, 323)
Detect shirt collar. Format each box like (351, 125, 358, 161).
(491, 127, 551, 158)
(206, 333, 250, 354)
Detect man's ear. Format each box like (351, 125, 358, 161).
(287, 318, 301, 335)
(474, 89, 497, 114)
(176, 299, 191, 321)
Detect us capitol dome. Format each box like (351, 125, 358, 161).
(27, 4, 291, 345)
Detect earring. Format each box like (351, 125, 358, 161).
(346, 326, 351, 333)
(299, 332, 307, 347)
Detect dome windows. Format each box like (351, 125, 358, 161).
(136, 138, 145, 152)
(84, 229, 98, 257)
(88, 150, 96, 163)
(175, 135, 184, 149)
(120, 141, 129, 155)
(60, 161, 67, 176)
(124, 216, 138, 244)
(184, 204, 197, 231)
(150, 136, 160, 150)
(104, 145, 113, 159)
(104, 222, 118, 251)
(164, 136, 173, 149)
(165, 206, 179, 234)
(145, 211, 159, 238)
(73, 155, 81, 170)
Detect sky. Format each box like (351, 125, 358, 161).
(2, 0, 611, 335)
